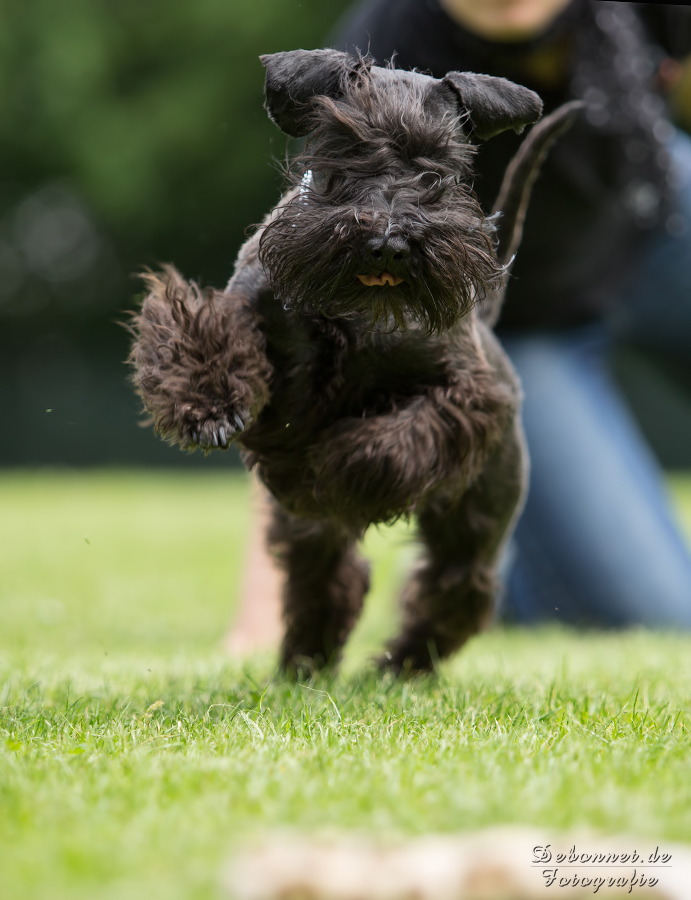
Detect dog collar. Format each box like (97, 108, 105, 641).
(299, 169, 313, 206)
(291, 170, 313, 230)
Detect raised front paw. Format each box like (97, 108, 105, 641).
(310, 428, 428, 525)
(179, 407, 249, 451)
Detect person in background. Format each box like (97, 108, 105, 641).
(225, 0, 691, 656)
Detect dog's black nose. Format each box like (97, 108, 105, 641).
(364, 234, 410, 271)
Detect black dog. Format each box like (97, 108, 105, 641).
(130, 50, 578, 674)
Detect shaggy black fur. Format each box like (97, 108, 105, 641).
(129, 49, 578, 675)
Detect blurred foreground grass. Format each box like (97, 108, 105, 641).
(1, 470, 691, 900)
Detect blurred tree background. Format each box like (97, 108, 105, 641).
(0, 0, 689, 467)
(0, 0, 351, 466)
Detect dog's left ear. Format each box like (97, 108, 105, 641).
(260, 49, 358, 137)
(442, 72, 543, 140)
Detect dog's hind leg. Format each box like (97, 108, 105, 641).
(267, 506, 370, 675)
(381, 423, 527, 675)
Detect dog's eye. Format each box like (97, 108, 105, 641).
(310, 170, 327, 190)
(419, 172, 444, 191)
(310, 171, 343, 195)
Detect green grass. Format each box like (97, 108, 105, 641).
(2, 470, 691, 900)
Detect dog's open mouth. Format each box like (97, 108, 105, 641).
(357, 272, 404, 287)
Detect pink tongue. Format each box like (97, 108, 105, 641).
(357, 272, 403, 287)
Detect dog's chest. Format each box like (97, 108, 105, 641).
(245, 309, 449, 450)
(337, 334, 447, 413)
(281, 321, 444, 413)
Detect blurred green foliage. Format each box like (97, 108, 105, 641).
(0, 0, 350, 311)
(0, 0, 352, 464)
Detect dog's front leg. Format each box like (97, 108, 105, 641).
(309, 379, 510, 526)
(308, 397, 445, 525)
(129, 266, 272, 450)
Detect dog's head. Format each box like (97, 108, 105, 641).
(258, 49, 542, 333)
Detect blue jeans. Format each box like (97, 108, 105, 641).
(500, 130, 691, 627)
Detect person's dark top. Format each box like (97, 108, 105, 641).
(331, 0, 691, 331)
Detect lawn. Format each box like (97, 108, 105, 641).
(2, 469, 691, 900)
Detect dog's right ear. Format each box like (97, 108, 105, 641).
(260, 49, 358, 137)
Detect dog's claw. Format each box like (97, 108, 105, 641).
(183, 410, 246, 450)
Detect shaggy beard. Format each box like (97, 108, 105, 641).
(259, 201, 504, 334)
